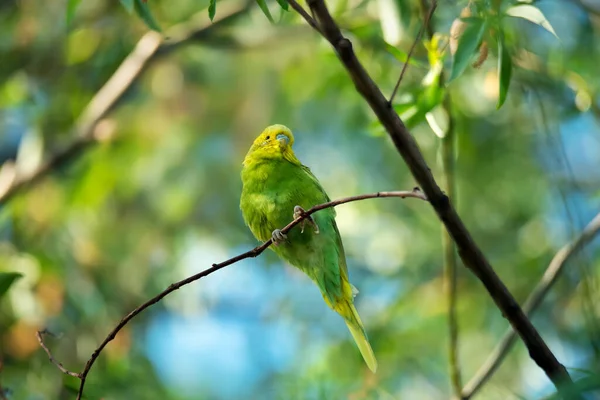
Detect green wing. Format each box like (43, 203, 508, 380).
(297, 162, 351, 281)
(299, 164, 331, 204)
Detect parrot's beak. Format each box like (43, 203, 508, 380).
(276, 133, 289, 146)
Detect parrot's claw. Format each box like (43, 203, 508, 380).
(271, 229, 287, 245)
(293, 205, 319, 234)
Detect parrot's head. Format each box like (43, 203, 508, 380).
(243, 124, 298, 166)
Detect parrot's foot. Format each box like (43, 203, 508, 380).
(271, 229, 287, 246)
(293, 205, 320, 234)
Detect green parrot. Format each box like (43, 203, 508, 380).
(239, 124, 377, 372)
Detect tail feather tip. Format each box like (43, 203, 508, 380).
(345, 320, 378, 373)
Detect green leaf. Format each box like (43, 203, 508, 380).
(412, 74, 444, 126)
(0, 272, 22, 299)
(277, 3, 286, 22)
(256, 0, 275, 23)
(394, 74, 444, 129)
(506, 4, 558, 39)
(66, 0, 82, 26)
(393, 102, 415, 116)
(133, 0, 162, 32)
(208, 0, 217, 20)
(275, 0, 289, 11)
(119, 0, 135, 14)
(384, 43, 427, 68)
(496, 33, 512, 109)
(542, 374, 600, 400)
(449, 18, 487, 82)
(460, 16, 482, 24)
(395, 0, 413, 30)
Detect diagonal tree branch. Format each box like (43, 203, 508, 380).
(462, 212, 600, 399)
(37, 189, 427, 400)
(388, 0, 436, 105)
(0, 1, 250, 205)
(291, 0, 576, 395)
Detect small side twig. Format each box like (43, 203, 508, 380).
(36, 189, 427, 399)
(288, 0, 322, 34)
(461, 211, 600, 399)
(388, 0, 437, 105)
(36, 330, 81, 379)
(441, 98, 462, 398)
(419, 0, 463, 395)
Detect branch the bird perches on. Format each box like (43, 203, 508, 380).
(38, 189, 427, 399)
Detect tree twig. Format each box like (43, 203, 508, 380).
(388, 0, 437, 105)
(460, 187, 600, 396)
(36, 189, 427, 399)
(36, 330, 81, 379)
(0, 1, 250, 205)
(440, 98, 462, 398)
(418, 0, 462, 395)
(295, 0, 575, 394)
(288, 0, 322, 34)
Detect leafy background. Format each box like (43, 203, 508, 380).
(0, 0, 599, 399)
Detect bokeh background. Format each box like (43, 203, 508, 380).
(0, 0, 599, 399)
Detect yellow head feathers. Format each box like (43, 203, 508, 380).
(243, 124, 298, 167)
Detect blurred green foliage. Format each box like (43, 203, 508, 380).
(0, 0, 599, 399)
(0, 273, 22, 299)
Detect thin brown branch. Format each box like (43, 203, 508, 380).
(295, 0, 575, 395)
(388, 0, 437, 105)
(288, 0, 322, 34)
(419, 0, 462, 394)
(441, 98, 462, 398)
(0, 1, 250, 205)
(36, 330, 81, 379)
(462, 211, 600, 399)
(419, 0, 435, 40)
(34, 189, 425, 399)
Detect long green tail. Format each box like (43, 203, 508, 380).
(344, 302, 378, 372)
